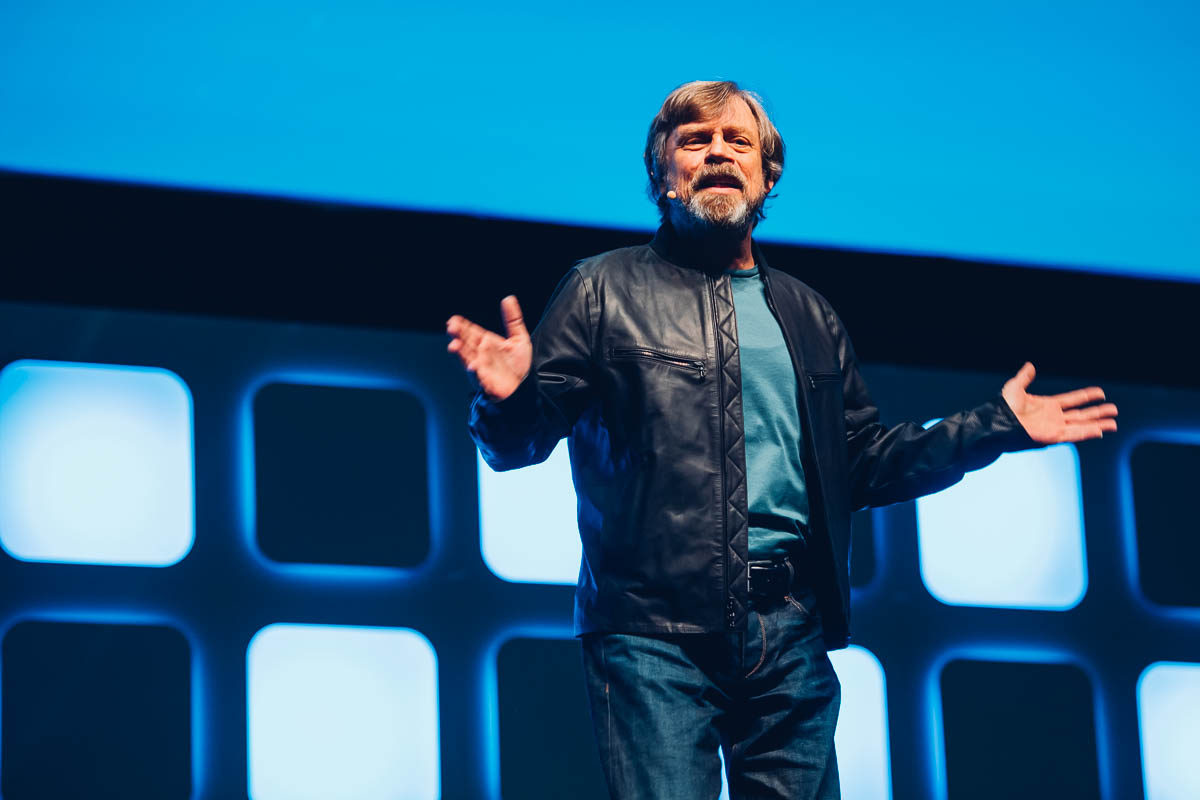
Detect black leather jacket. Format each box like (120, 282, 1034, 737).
(469, 226, 1037, 649)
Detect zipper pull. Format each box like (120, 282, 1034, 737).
(696, 361, 707, 380)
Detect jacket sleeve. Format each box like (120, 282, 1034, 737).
(832, 308, 1042, 511)
(468, 266, 597, 472)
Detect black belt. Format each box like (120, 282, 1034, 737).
(747, 556, 797, 603)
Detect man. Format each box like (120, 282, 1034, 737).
(446, 81, 1117, 800)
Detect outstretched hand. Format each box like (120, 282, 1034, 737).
(446, 295, 532, 401)
(1001, 362, 1118, 444)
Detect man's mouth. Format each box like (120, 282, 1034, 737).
(695, 175, 744, 192)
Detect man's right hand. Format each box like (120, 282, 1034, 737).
(446, 295, 532, 401)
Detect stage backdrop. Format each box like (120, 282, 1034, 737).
(1, 0, 1198, 282)
(0, 298, 1196, 800)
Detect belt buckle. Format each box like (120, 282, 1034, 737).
(749, 557, 793, 600)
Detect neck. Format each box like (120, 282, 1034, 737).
(667, 223, 757, 273)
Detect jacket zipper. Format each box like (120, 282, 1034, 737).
(609, 347, 706, 380)
(708, 275, 735, 629)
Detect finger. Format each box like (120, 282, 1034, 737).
(1049, 386, 1106, 409)
(1058, 423, 1107, 443)
(1009, 361, 1036, 391)
(448, 339, 477, 371)
(448, 315, 491, 346)
(1061, 418, 1118, 442)
(447, 337, 475, 360)
(500, 295, 528, 340)
(466, 321, 510, 368)
(1063, 403, 1118, 422)
(457, 327, 489, 365)
(455, 317, 488, 357)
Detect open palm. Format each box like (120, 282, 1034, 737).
(1001, 362, 1118, 444)
(446, 295, 532, 401)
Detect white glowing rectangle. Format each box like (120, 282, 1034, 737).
(478, 442, 581, 584)
(720, 646, 891, 799)
(916, 440, 1087, 609)
(830, 645, 892, 800)
(247, 623, 440, 800)
(1139, 661, 1200, 800)
(0, 360, 194, 566)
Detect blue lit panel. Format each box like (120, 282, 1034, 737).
(247, 623, 439, 800)
(0, 359, 194, 566)
(1139, 661, 1200, 800)
(829, 646, 892, 800)
(916, 442, 1086, 609)
(479, 442, 580, 584)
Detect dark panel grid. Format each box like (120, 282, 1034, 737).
(498, 637, 607, 800)
(1130, 440, 1200, 606)
(1, 621, 191, 800)
(940, 659, 1100, 800)
(254, 382, 430, 567)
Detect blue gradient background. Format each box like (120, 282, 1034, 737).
(2, 0, 1197, 281)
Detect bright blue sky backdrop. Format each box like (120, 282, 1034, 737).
(2, 0, 1196, 281)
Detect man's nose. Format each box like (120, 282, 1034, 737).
(705, 135, 733, 162)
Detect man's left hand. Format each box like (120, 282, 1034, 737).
(1001, 362, 1118, 444)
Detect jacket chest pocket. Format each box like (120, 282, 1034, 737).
(608, 346, 707, 381)
(806, 370, 841, 390)
(805, 370, 846, 436)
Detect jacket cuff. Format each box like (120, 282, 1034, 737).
(989, 392, 1042, 453)
(470, 370, 540, 428)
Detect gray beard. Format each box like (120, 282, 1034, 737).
(671, 188, 765, 239)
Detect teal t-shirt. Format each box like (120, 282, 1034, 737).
(727, 266, 810, 558)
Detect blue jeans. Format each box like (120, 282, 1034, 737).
(581, 590, 841, 800)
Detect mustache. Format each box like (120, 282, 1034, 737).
(690, 165, 745, 191)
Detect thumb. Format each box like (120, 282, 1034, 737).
(1011, 361, 1036, 391)
(500, 295, 528, 340)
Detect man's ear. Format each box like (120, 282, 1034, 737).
(656, 175, 671, 202)
(767, 179, 776, 193)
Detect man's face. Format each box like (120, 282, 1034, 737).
(662, 97, 774, 235)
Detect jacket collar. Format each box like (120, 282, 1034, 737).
(649, 224, 772, 279)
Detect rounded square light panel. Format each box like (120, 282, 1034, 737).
(916, 437, 1086, 609)
(1139, 661, 1200, 800)
(830, 645, 892, 800)
(0, 360, 194, 566)
(247, 623, 440, 800)
(479, 441, 580, 584)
